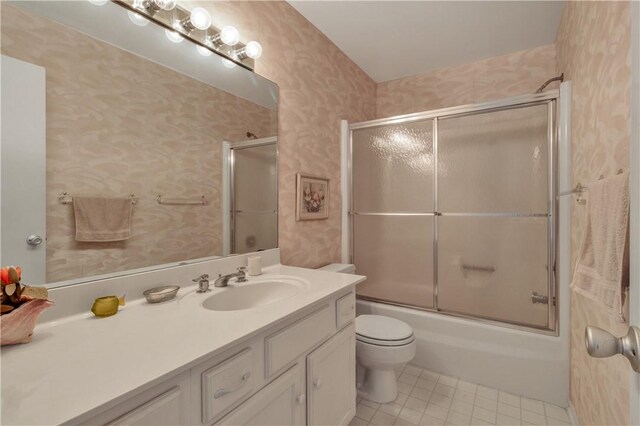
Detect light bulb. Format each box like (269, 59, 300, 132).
(197, 45, 213, 56)
(222, 58, 237, 69)
(189, 7, 211, 30)
(128, 11, 149, 26)
(219, 26, 240, 46)
(157, 0, 176, 10)
(142, 0, 176, 15)
(88, 0, 108, 5)
(165, 29, 184, 43)
(244, 41, 262, 59)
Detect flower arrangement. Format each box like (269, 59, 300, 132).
(1, 266, 52, 345)
(303, 183, 325, 213)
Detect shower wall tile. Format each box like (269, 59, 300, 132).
(376, 44, 557, 118)
(1, 4, 274, 283)
(184, 1, 378, 268)
(556, 2, 631, 425)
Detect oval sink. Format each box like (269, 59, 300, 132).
(202, 278, 307, 311)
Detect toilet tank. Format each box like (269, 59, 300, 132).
(317, 263, 355, 274)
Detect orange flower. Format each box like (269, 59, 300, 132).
(1, 266, 21, 285)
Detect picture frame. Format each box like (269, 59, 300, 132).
(296, 173, 329, 221)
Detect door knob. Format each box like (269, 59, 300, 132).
(585, 325, 640, 372)
(26, 235, 43, 246)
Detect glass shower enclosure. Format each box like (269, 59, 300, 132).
(349, 92, 558, 332)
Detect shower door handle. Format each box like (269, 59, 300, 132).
(531, 292, 549, 304)
(585, 325, 640, 373)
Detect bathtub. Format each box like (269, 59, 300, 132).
(356, 299, 569, 407)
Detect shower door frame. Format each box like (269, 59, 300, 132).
(222, 136, 278, 255)
(348, 91, 559, 335)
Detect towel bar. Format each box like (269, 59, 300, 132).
(556, 169, 624, 204)
(57, 192, 138, 205)
(156, 194, 209, 206)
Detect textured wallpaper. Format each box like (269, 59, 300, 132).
(556, 2, 631, 425)
(376, 44, 558, 118)
(183, 1, 378, 268)
(1, 4, 275, 283)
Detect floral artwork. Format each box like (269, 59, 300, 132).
(296, 174, 329, 221)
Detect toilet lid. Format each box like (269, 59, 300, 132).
(356, 315, 414, 343)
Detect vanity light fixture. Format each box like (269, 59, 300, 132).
(114, 0, 262, 69)
(128, 10, 150, 26)
(164, 28, 184, 43)
(141, 0, 176, 16)
(235, 41, 262, 60)
(178, 7, 211, 33)
(196, 45, 213, 56)
(207, 26, 240, 47)
(88, 0, 108, 5)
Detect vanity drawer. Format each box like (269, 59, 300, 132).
(336, 291, 355, 329)
(265, 304, 333, 377)
(202, 348, 255, 425)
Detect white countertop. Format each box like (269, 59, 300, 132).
(0, 265, 365, 425)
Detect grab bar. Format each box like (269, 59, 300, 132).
(461, 263, 495, 277)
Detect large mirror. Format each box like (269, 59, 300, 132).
(0, 1, 278, 287)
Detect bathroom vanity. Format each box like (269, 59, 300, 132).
(0, 259, 365, 425)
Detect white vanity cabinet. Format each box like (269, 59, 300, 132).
(307, 323, 356, 426)
(216, 364, 305, 425)
(77, 372, 191, 426)
(78, 288, 356, 426)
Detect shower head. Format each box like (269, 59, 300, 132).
(535, 73, 564, 93)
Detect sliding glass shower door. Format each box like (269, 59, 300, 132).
(437, 105, 551, 328)
(350, 95, 556, 331)
(352, 120, 435, 309)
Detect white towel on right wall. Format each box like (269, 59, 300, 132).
(571, 170, 630, 323)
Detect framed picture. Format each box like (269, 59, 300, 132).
(296, 173, 329, 221)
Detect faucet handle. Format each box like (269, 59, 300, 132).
(236, 267, 248, 282)
(192, 274, 209, 282)
(194, 274, 211, 293)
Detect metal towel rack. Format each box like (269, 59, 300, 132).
(557, 168, 625, 204)
(57, 192, 138, 205)
(156, 194, 209, 206)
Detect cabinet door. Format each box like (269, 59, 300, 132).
(107, 387, 183, 426)
(80, 372, 190, 426)
(216, 364, 304, 426)
(307, 323, 356, 426)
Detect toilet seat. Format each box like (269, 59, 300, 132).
(356, 315, 415, 347)
(356, 334, 415, 346)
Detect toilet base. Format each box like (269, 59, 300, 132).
(357, 368, 398, 403)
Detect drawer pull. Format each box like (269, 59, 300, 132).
(297, 394, 306, 404)
(213, 372, 251, 399)
(313, 379, 321, 389)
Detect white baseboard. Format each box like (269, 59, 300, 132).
(567, 402, 581, 426)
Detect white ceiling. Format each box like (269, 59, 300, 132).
(288, 1, 565, 83)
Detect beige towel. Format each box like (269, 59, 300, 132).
(571, 171, 630, 322)
(73, 197, 133, 242)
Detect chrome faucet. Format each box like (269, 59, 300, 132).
(214, 267, 248, 287)
(193, 274, 210, 293)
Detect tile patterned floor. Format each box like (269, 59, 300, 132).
(350, 364, 572, 426)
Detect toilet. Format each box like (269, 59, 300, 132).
(318, 264, 417, 403)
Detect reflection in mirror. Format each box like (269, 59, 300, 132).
(0, 1, 278, 287)
(224, 138, 278, 255)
